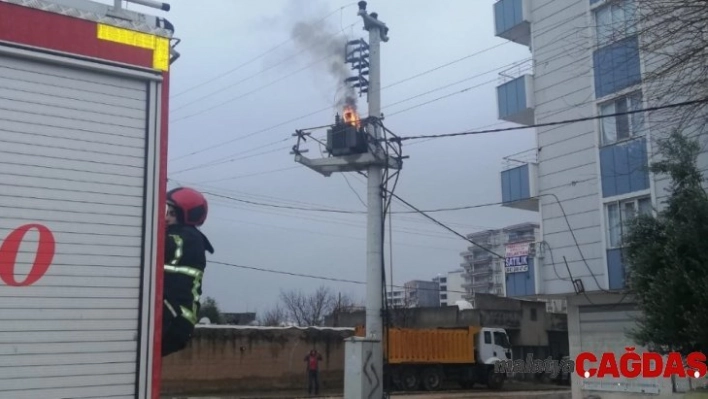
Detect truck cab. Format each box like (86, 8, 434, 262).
(476, 327, 512, 364)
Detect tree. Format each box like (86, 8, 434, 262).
(386, 294, 417, 328)
(259, 303, 287, 327)
(635, 0, 708, 138)
(279, 285, 358, 327)
(197, 296, 224, 324)
(624, 132, 708, 355)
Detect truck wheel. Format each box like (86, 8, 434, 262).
(421, 367, 443, 391)
(400, 368, 420, 391)
(487, 369, 505, 390)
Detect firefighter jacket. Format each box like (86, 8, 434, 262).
(163, 224, 214, 325)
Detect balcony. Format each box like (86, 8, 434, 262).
(471, 268, 493, 277)
(494, 0, 531, 47)
(496, 61, 535, 126)
(501, 149, 539, 211)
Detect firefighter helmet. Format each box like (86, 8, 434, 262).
(166, 187, 208, 226)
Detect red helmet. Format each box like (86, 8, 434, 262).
(166, 187, 208, 226)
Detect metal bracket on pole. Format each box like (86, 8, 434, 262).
(358, 1, 389, 42)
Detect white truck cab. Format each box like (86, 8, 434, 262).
(477, 327, 512, 364)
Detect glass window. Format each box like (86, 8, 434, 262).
(607, 202, 622, 247)
(594, 0, 638, 47)
(494, 331, 511, 348)
(606, 196, 652, 248)
(485, 331, 492, 344)
(600, 91, 644, 145)
(638, 197, 653, 215)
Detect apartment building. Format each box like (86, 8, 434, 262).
(459, 229, 505, 300)
(459, 223, 540, 300)
(386, 280, 440, 308)
(434, 269, 465, 306)
(494, 0, 707, 397)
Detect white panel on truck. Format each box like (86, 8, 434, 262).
(0, 49, 158, 399)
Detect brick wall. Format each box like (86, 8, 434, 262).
(161, 326, 355, 396)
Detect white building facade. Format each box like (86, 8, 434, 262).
(435, 269, 466, 307)
(494, 0, 707, 397)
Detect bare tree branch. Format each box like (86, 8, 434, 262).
(259, 304, 287, 326)
(278, 285, 359, 326)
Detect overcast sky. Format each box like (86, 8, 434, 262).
(122, 0, 539, 315)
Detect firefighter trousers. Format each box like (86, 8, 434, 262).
(162, 299, 196, 357)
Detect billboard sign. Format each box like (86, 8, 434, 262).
(505, 242, 530, 274)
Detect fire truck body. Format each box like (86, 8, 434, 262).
(0, 0, 176, 397)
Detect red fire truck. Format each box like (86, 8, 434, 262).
(0, 0, 178, 397)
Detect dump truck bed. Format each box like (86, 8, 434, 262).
(355, 326, 480, 364)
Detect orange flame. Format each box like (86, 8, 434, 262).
(343, 106, 360, 128)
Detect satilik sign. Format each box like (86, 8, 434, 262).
(505, 242, 530, 274)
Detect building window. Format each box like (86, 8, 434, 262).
(530, 308, 537, 321)
(606, 196, 652, 248)
(599, 91, 644, 145)
(594, 0, 638, 47)
(441, 294, 447, 300)
(440, 285, 447, 291)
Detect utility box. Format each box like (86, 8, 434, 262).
(344, 336, 383, 399)
(327, 124, 368, 156)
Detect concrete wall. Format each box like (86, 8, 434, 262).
(161, 326, 354, 396)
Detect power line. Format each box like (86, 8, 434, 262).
(209, 260, 470, 295)
(172, 177, 497, 233)
(167, 45, 517, 163)
(200, 190, 507, 215)
(200, 166, 301, 183)
(168, 6, 606, 167)
(170, 143, 291, 175)
(381, 42, 510, 90)
(170, 47, 356, 123)
(383, 190, 506, 260)
(386, 97, 708, 142)
(169, 4, 356, 100)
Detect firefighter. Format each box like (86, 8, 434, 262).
(162, 187, 214, 357)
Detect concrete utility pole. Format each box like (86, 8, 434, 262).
(361, 0, 388, 357)
(352, 2, 390, 398)
(291, 2, 394, 397)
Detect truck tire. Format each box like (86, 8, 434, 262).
(421, 367, 443, 391)
(487, 368, 505, 390)
(400, 368, 420, 391)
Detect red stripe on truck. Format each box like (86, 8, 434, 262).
(0, 1, 153, 69)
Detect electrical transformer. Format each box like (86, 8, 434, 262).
(326, 120, 369, 156)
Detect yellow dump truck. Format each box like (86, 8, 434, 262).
(355, 325, 512, 391)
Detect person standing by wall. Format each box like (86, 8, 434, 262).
(304, 349, 323, 395)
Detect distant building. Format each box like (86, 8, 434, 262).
(386, 280, 440, 308)
(459, 228, 506, 299)
(434, 269, 465, 306)
(222, 312, 257, 325)
(458, 222, 566, 312)
(404, 280, 440, 308)
(385, 289, 405, 308)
